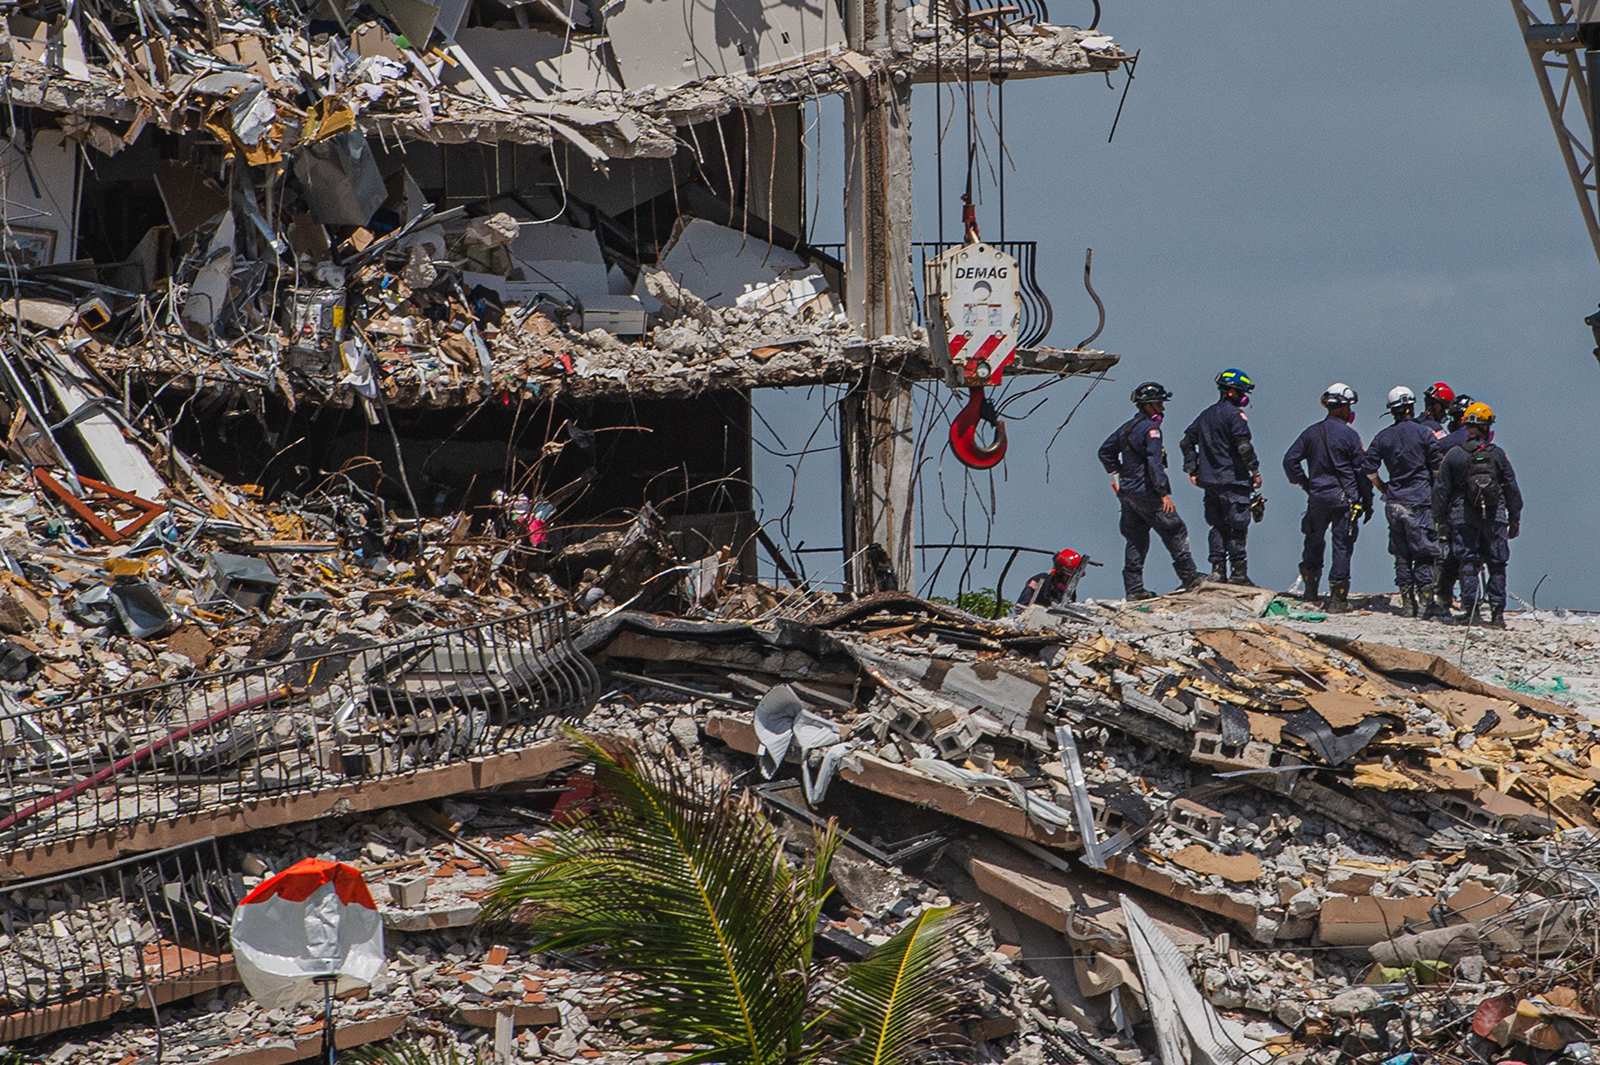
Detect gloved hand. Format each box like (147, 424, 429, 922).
(1109, 474, 1120, 495)
(1361, 505, 1373, 524)
(1509, 522, 1520, 540)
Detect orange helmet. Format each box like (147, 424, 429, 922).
(1462, 401, 1495, 427)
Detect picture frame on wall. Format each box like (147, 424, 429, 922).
(1, 225, 57, 268)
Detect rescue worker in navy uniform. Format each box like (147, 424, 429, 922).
(1014, 549, 1088, 610)
(1432, 402, 1522, 628)
(1098, 382, 1203, 600)
(1365, 386, 1443, 617)
(1282, 383, 1372, 614)
(1429, 392, 1477, 618)
(1180, 368, 1263, 586)
(1438, 394, 1475, 455)
(1419, 382, 1455, 437)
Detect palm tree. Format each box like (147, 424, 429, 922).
(478, 733, 973, 1065)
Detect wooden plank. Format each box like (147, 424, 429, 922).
(3, 741, 578, 878)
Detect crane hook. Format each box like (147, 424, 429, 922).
(949, 387, 1007, 469)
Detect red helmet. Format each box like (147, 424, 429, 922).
(1424, 382, 1455, 404)
(1054, 549, 1083, 572)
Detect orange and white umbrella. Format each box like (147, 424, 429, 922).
(230, 858, 386, 1009)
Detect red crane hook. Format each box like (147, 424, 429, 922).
(949, 386, 1007, 469)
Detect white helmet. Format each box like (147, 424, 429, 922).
(1386, 386, 1415, 412)
(1322, 382, 1358, 407)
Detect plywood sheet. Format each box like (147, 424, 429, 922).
(1305, 690, 1395, 729)
(1421, 690, 1542, 739)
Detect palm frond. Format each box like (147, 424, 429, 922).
(819, 905, 975, 1065)
(483, 733, 833, 1065)
(349, 1037, 469, 1065)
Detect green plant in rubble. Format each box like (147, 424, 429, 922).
(472, 732, 974, 1065)
(928, 588, 1010, 617)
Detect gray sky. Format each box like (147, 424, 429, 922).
(753, 1, 1599, 609)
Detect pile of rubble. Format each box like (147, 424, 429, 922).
(582, 588, 1600, 1065)
(9, 461, 1600, 1065)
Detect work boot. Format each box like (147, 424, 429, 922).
(1435, 584, 1455, 615)
(1127, 588, 1156, 602)
(1421, 588, 1448, 621)
(1208, 562, 1228, 583)
(1487, 604, 1507, 629)
(1227, 565, 1254, 587)
(1326, 581, 1351, 614)
(1398, 584, 1417, 618)
(1457, 600, 1480, 626)
(1179, 572, 1206, 593)
(1298, 566, 1321, 601)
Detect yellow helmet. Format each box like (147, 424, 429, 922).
(1462, 401, 1495, 427)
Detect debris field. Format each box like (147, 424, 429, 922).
(6, 536, 1600, 1065)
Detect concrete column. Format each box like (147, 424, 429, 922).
(839, 10, 916, 595)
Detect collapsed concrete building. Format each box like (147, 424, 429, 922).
(0, 0, 1119, 599)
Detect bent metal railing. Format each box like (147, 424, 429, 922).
(0, 838, 239, 1040)
(0, 606, 599, 852)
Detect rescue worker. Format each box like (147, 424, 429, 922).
(1181, 368, 1262, 586)
(1282, 383, 1372, 614)
(1014, 549, 1089, 610)
(1365, 386, 1443, 617)
(1432, 402, 1522, 628)
(1098, 382, 1203, 600)
(1440, 394, 1475, 453)
(1429, 392, 1477, 618)
(1419, 382, 1454, 438)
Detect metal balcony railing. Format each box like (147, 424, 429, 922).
(0, 606, 599, 852)
(0, 838, 239, 1040)
(808, 240, 1055, 349)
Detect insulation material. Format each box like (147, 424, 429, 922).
(443, 29, 624, 98)
(639, 218, 831, 315)
(0, 133, 78, 268)
(600, 0, 843, 89)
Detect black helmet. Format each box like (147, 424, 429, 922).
(1131, 381, 1173, 404)
(1448, 395, 1473, 419)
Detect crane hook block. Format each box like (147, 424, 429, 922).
(949, 387, 1007, 469)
